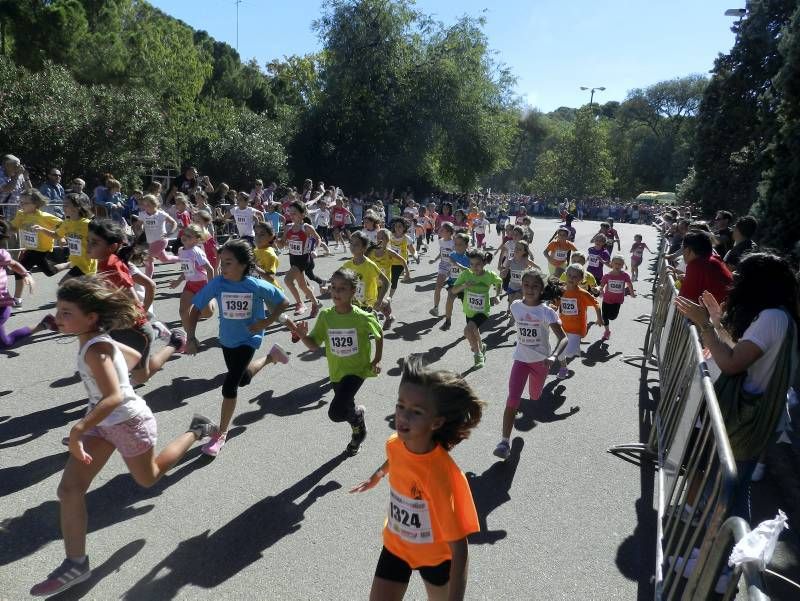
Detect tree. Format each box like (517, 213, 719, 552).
(752, 3, 800, 258)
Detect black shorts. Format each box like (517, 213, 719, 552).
(445, 281, 464, 301)
(374, 546, 450, 587)
(110, 323, 156, 371)
(15, 250, 57, 279)
(390, 265, 404, 288)
(289, 254, 309, 271)
(601, 301, 621, 325)
(466, 313, 488, 328)
(65, 265, 86, 278)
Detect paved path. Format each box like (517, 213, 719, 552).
(0, 217, 660, 600)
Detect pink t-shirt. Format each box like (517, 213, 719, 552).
(178, 246, 210, 282)
(600, 271, 632, 304)
(0, 249, 11, 303)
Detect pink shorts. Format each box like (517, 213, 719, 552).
(84, 412, 157, 457)
(506, 359, 550, 409)
(631, 256, 642, 266)
(184, 279, 207, 294)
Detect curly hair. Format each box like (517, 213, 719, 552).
(401, 355, 485, 450)
(722, 252, 800, 346)
(57, 276, 140, 331)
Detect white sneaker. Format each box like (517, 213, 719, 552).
(268, 343, 290, 364)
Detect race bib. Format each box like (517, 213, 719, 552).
(288, 239, 303, 255)
(449, 263, 462, 280)
(22, 229, 38, 248)
(560, 298, 578, 316)
(144, 218, 158, 231)
(517, 318, 541, 347)
(588, 254, 601, 267)
(333, 211, 344, 224)
(328, 328, 358, 357)
(554, 249, 569, 261)
(355, 278, 366, 302)
(67, 235, 82, 256)
(466, 291, 485, 312)
(510, 270, 523, 286)
(221, 292, 253, 320)
(180, 259, 195, 277)
(387, 488, 432, 544)
(390, 241, 402, 255)
(608, 280, 625, 293)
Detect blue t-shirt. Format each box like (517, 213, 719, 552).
(192, 275, 287, 349)
(264, 211, 282, 233)
(447, 252, 470, 283)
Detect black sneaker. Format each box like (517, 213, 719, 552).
(441, 318, 451, 331)
(30, 557, 91, 596)
(346, 406, 367, 456)
(187, 414, 216, 440)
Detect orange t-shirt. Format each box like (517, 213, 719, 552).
(467, 212, 479, 229)
(559, 287, 599, 336)
(546, 240, 578, 266)
(382, 434, 479, 568)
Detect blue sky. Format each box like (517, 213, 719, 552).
(150, 0, 739, 112)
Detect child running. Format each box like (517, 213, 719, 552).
(558, 251, 599, 295)
(558, 264, 603, 378)
(253, 221, 281, 288)
(440, 233, 471, 330)
(38, 193, 97, 283)
(543, 227, 577, 277)
(599, 255, 635, 341)
(0, 249, 56, 348)
(137, 194, 179, 277)
(500, 239, 540, 319)
(285, 268, 383, 456)
(186, 239, 291, 456)
(586, 234, 611, 284)
(281, 201, 322, 316)
(230, 192, 264, 246)
(29, 277, 217, 597)
(629, 234, 651, 281)
(170, 224, 216, 332)
(494, 271, 567, 459)
(448, 249, 503, 367)
(343, 231, 391, 313)
(429, 223, 455, 317)
(368, 229, 409, 328)
(390, 219, 417, 267)
(350, 356, 484, 601)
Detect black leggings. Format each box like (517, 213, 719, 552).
(304, 256, 325, 286)
(390, 265, 404, 289)
(317, 226, 329, 244)
(222, 344, 257, 398)
(14, 250, 58, 279)
(601, 301, 621, 326)
(329, 375, 364, 424)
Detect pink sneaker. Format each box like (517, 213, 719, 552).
(601, 330, 610, 341)
(557, 367, 569, 379)
(201, 432, 226, 456)
(293, 302, 306, 316)
(268, 343, 289, 364)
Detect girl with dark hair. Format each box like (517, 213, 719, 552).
(185, 239, 291, 456)
(675, 252, 799, 521)
(350, 355, 484, 601)
(281, 200, 322, 316)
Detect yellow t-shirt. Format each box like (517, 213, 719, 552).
(343, 257, 382, 308)
(369, 248, 395, 278)
(559, 270, 598, 290)
(56, 218, 97, 274)
(11, 210, 62, 252)
(389, 236, 410, 261)
(254, 246, 281, 289)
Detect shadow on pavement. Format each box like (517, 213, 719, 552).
(466, 437, 525, 545)
(122, 453, 346, 600)
(513, 381, 580, 433)
(142, 374, 227, 413)
(0, 450, 68, 498)
(581, 339, 623, 366)
(0, 429, 234, 567)
(234, 377, 330, 426)
(47, 539, 146, 601)
(384, 317, 439, 342)
(0, 399, 85, 450)
(50, 371, 82, 388)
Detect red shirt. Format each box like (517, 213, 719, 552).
(98, 254, 133, 290)
(679, 254, 733, 304)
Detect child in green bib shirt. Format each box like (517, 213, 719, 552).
(449, 249, 503, 368)
(288, 268, 384, 456)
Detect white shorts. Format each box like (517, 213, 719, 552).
(559, 333, 582, 359)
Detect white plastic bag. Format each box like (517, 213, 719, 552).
(728, 510, 789, 570)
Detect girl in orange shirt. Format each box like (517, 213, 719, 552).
(558, 263, 603, 378)
(351, 356, 484, 601)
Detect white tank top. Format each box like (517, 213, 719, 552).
(231, 206, 256, 237)
(140, 210, 170, 243)
(78, 334, 150, 426)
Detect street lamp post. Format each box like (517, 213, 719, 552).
(724, 7, 747, 32)
(580, 86, 606, 109)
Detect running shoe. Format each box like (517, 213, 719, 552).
(187, 414, 216, 441)
(474, 352, 485, 368)
(480, 343, 487, 360)
(429, 306, 439, 317)
(152, 320, 171, 340)
(557, 367, 569, 379)
(39, 314, 58, 332)
(12, 297, 22, 308)
(268, 343, 290, 365)
(441, 318, 451, 331)
(601, 330, 610, 341)
(293, 302, 306, 315)
(30, 557, 91, 596)
(201, 432, 226, 456)
(168, 328, 188, 353)
(493, 440, 511, 459)
(346, 406, 367, 456)
(309, 303, 320, 318)
(383, 315, 394, 330)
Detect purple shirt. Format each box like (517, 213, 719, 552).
(587, 246, 609, 282)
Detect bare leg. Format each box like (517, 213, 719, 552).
(219, 396, 237, 433)
(284, 268, 303, 305)
(369, 577, 408, 601)
(125, 432, 198, 488)
(501, 405, 517, 439)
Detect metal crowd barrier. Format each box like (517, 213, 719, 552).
(608, 238, 770, 600)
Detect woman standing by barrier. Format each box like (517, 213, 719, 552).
(675, 252, 799, 521)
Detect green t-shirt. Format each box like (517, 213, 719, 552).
(453, 269, 503, 317)
(309, 305, 383, 382)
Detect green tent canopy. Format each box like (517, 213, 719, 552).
(635, 191, 677, 204)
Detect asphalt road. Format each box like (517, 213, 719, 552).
(0, 217, 661, 600)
